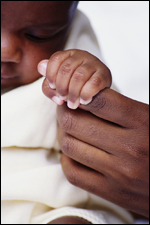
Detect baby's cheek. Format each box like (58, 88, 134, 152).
(20, 52, 46, 84)
(20, 63, 41, 85)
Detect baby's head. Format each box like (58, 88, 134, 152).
(1, 1, 78, 90)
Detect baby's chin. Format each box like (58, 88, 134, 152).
(1, 86, 14, 95)
(1, 73, 42, 92)
(1, 81, 20, 93)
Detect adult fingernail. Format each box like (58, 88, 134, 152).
(38, 60, 48, 76)
(80, 98, 92, 105)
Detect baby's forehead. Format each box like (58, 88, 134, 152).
(1, 1, 77, 28)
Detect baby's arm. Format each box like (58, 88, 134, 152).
(38, 49, 112, 109)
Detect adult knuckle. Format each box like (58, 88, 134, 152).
(126, 139, 148, 161)
(90, 90, 107, 110)
(125, 167, 137, 182)
(61, 135, 75, 157)
(120, 162, 143, 189)
(126, 143, 139, 159)
(59, 111, 74, 132)
(66, 167, 88, 188)
(116, 167, 132, 191)
(66, 168, 79, 186)
(88, 123, 99, 138)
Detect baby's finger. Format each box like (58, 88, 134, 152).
(67, 64, 97, 109)
(38, 59, 49, 76)
(56, 54, 83, 99)
(80, 71, 109, 105)
(42, 78, 64, 105)
(46, 50, 76, 89)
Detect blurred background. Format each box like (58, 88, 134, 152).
(78, 1, 149, 104)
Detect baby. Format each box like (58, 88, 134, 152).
(1, 1, 134, 224)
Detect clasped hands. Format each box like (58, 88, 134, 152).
(41, 49, 149, 218)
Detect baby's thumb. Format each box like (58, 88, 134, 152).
(37, 59, 49, 77)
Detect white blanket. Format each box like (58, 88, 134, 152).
(1, 10, 134, 224)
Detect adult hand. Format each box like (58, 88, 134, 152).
(55, 88, 149, 218)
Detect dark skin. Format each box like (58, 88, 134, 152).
(43, 78, 149, 219)
(56, 89, 148, 219)
(1, 1, 78, 90)
(1, 1, 91, 224)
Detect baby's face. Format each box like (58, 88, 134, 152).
(1, 1, 77, 90)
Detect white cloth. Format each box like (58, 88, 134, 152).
(1, 10, 134, 224)
(78, 1, 149, 104)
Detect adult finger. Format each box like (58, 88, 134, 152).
(80, 88, 149, 128)
(61, 153, 149, 218)
(60, 153, 132, 212)
(57, 103, 128, 155)
(58, 127, 116, 176)
(60, 153, 110, 200)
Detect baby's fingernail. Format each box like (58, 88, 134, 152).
(80, 98, 92, 105)
(67, 99, 80, 109)
(59, 95, 67, 101)
(38, 60, 48, 76)
(46, 78, 56, 89)
(48, 81, 56, 89)
(52, 96, 63, 105)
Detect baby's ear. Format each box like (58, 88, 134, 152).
(37, 59, 49, 77)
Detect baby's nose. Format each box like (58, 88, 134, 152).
(1, 32, 22, 63)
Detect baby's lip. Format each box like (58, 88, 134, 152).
(1, 74, 18, 79)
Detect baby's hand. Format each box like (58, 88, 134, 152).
(38, 49, 111, 109)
